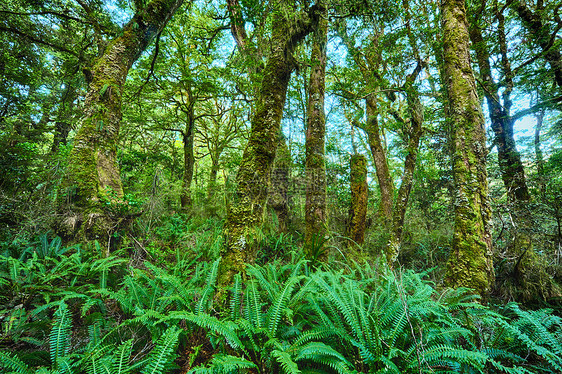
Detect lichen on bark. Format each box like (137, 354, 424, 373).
(348, 154, 368, 251)
(440, 0, 494, 297)
(60, 0, 185, 245)
(304, 7, 328, 259)
(220, 3, 323, 286)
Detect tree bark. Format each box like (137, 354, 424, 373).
(534, 109, 546, 201)
(61, 0, 184, 242)
(365, 95, 394, 221)
(441, 0, 495, 297)
(348, 154, 368, 248)
(469, 13, 530, 203)
(269, 131, 291, 233)
(304, 8, 328, 258)
(387, 64, 424, 264)
(220, 3, 322, 286)
(180, 117, 195, 210)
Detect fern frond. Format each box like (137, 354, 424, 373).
(0, 352, 32, 374)
(196, 258, 220, 314)
(141, 326, 181, 374)
(268, 276, 300, 336)
(230, 273, 242, 321)
(161, 312, 243, 351)
(49, 303, 72, 366)
(112, 339, 133, 374)
(272, 350, 300, 374)
(189, 354, 256, 374)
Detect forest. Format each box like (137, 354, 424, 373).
(1, 0, 562, 372)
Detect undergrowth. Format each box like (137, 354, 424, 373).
(0, 235, 561, 373)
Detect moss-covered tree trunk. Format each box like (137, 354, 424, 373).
(269, 131, 291, 233)
(441, 0, 494, 297)
(304, 9, 328, 258)
(180, 117, 195, 210)
(61, 0, 184, 243)
(348, 154, 368, 249)
(365, 95, 394, 221)
(220, 3, 322, 286)
(207, 160, 219, 200)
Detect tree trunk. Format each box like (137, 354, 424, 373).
(469, 16, 530, 203)
(180, 118, 195, 210)
(387, 67, 424, 264)
(348, 154, 368, 249)
(535, 109, 546, 201)
(207, 160, 219, 201)
(304, 9, 328, 259)
(61, 0, 184, 242)
(365, 95, 394, 220)
(441, 0, 494, 297)
(220, 3, 322, 286)
(51, 81, 78, 153)
(269, 131, 291, 233)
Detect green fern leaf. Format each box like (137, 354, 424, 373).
(272, 350, 300, 374)
(49, 303, 72, 366)
(112, 339, 133, 374)
(268, 276, 300, 336)
(141, 326, 181, 374)
(0, 352, 32, 374)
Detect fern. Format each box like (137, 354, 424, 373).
(141, 326, 181, 374)
(196, 258, 220, 314)
(268, 276, 300, 335)
(49, 302, 72, 367)
(189, 354, 257, 374)
(272, 350, 300, 374)
(0, 352, 32, 374)
(229, 273, 242, 321)
(112, 339, 133, 374)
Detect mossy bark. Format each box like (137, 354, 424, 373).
(441, 0, 494, 297)
(220, 3, 322, 286)
(348, 154, 368, 249)
(61, 0, 184, 243)
(269, 131, 291, 233)
(180, 118, 195, 210)
(304, 10, 328, 258)
(365, 95, 394, 221)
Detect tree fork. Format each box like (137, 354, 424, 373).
(219, 2, 324, 287)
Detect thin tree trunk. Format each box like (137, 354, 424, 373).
(51, 83, 78, 153)
(220, 3, 323, 286)
(61, 0, 184, 242)
(304, 8, 328, 258)
(469, 14, 530, 202)
(180, 118, 195, 209)
(387, 63, 424, 264)
(207, 160, 219, 200)
(365, 95, 394, 220)
(441, 0, 494, 297)
(535, 109, 546, 201)
(269, 131, 291, 233)
(348, 154, 368, 248)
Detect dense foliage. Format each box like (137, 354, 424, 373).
(1, 0, 561, 372)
